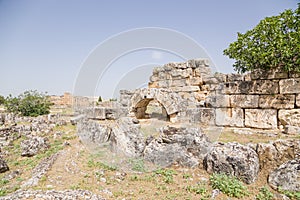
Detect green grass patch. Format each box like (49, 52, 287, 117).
(210, 173, 249, 198)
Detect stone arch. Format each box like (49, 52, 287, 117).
(129, 88, 185, 122)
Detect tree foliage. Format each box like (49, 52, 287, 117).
(0, 96, 5, 105)
(224, 4, 300, 73)
(4, 90, 53, 117)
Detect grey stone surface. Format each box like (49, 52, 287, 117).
(280, 78, 300, 94)
(1, 189, 104, 200)
(0, 158, 9, 173)
(215, 108, 244, 127)
(297, 94, 300, 108)
(245, 109, 277, 129)
(143, 126, 212, 168)
(204, 142, 259, 184)
(268, 159, 300, 192)
(259, 94, 295, 109)
(230, 95, 259, 108)
(110, 117, 145, 157)
(278, 109, 300, 127)
(77, 119, 111, 147)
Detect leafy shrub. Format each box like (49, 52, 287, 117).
(224, 4, 300, 73)
(0, 95, 5, 105)
(256, 186, 274, 200)
(154, 168, 176, 184)
(209, 173, 249, 198)
(4, 90, 53, 117)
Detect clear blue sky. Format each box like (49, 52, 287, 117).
(0, 0, 298, 98)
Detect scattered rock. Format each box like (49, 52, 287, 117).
(143, 126, 212, 168)
(0, 158, 9, 173)
(22, 152, 60, 188)
(255, 139, 300, 172)
(77, 119, 111, 147)
(268, 159, 300, 192)
(21, 136, 49, 157)
(110, 117, 145, 157)
(1, 189, 105, 200)
(3, 170, 20, 180)
(204, 142, 259, 184)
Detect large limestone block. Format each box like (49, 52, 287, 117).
(226, 73, 244, 82)
(297, 94, 300, 108)
(144, 126, 212, 168)
(204, 142, 259, 184)
(278, 109, 300, 127)
(205, 95, 230, 108)
(242, 80, 279, 94)
(230, 95, 259, 108)
(188, 77, 202, 86)
(245, 109, 277, 129)
(279, 78, 300, 94)
(215, 108, 244, 127)
(251, 68, 288, 80)
(217, 80, 278, 94)
(259, 94, 295, 109)
(170, 79, 187, 87)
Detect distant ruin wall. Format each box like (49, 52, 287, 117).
(120, 59, 300, 131)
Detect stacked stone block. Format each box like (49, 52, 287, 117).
(205, 68, 300, 131)
(148, 59, 212, 108)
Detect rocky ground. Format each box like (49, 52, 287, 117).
(0, 108, 299, 200)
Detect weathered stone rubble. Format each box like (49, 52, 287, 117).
(0, 189, 105, 200)
(143, 126, 212, 168)
(21, 136, 49, 157)
(268, 159, 300, 192)
(254, 139, 300, 172)
(204, 142, 259, 184)
(22, 152, 60, 188)
(0, 114, 68, 148)
(77, 118, 212, 168)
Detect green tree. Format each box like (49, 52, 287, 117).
(0, 96, 5, 105)
(5, 90, 53, 117)
(98, 96, 102, 102)
(224, 4, 300, 73)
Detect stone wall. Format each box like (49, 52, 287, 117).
(148, 59, 212, 108)
(203, 68, 300, 131)
(118, 58, 300, 131)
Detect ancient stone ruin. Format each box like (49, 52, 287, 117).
(85, 58, 300, 134)
(74, 58, 300, 191)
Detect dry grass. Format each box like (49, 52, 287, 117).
(1, 116, 299, 199)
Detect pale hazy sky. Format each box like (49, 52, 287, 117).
(0, 0, 298, 98)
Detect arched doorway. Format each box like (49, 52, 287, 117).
(129, 88, 184, 123)
(134, 98, 169, 121)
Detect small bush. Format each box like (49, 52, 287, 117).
(256, 186, 274, 200)
(209, 173, 249, 198)
(154, 168, 176, 184)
